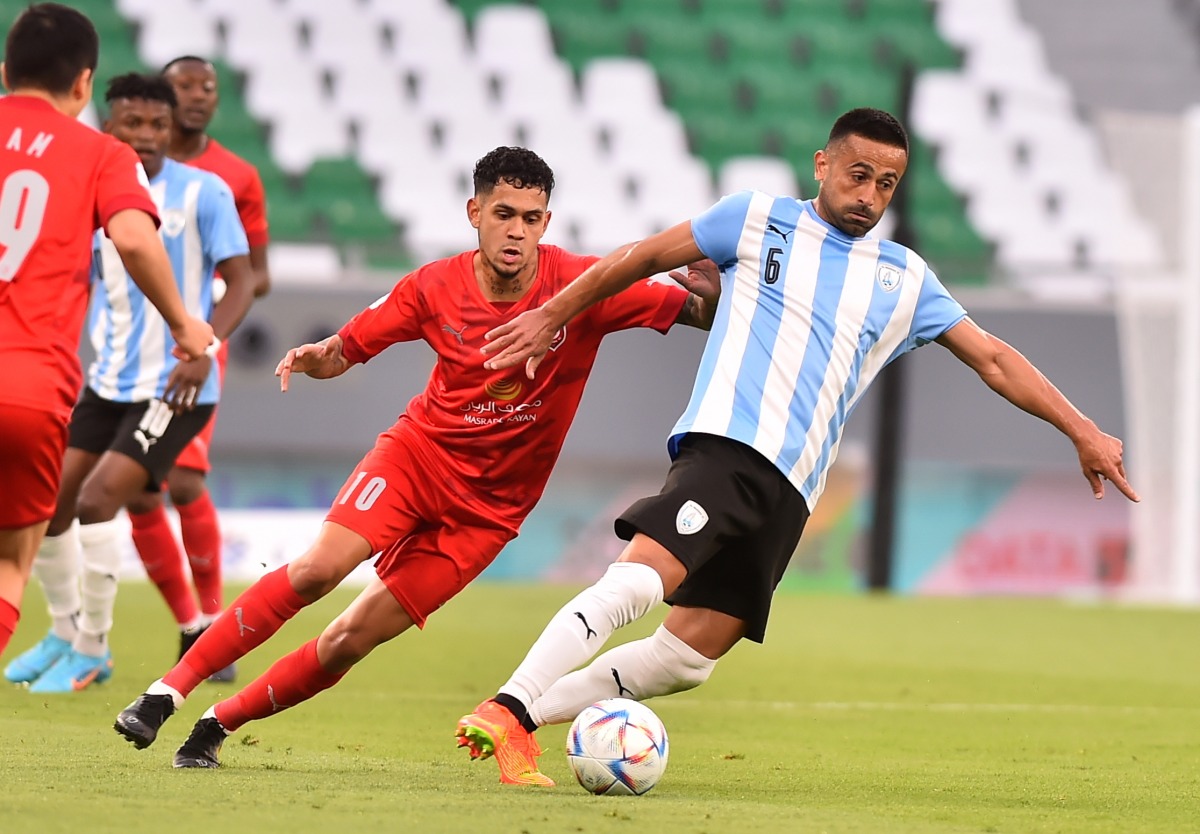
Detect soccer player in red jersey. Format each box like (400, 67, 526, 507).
(0, 3, 214, 659)
(114, 146, 717, 778)
(126, 55, 273, 682)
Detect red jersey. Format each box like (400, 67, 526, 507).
(188, 138, 268, 247)
(338, 245, 687, 521)
(0, 95, 159, 420)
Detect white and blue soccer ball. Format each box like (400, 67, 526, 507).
(566, 698, 669, 796)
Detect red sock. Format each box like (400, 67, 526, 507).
(214, 638, 346, 732)
(162, 566, 306, 697)
(130, 506, 199, 626)
(177, 491, 223, 616)
(0, 597, 18, 657)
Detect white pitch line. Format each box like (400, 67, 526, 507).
(657, 699, 1195, 715)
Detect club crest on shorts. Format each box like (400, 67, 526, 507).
(675, 500, 709, 535)
(876, 263, 902, 292)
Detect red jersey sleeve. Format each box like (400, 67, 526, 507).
(591, 277, 688, 335)
(338, 271, 427, 364)
(94, 139, 159, 230)
(236, 167, 269, 247)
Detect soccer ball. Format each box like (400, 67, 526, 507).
(566, 698, 669, 796)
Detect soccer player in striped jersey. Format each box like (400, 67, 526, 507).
(3, 73, 255, 693)
(0, 5, 213, 663)
(125, 55, 273, 684)
(456, 108, 1139, 784)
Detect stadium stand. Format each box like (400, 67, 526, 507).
(0, 0, 1166, 284)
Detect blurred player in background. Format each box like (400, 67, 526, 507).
(3, 73, 255, 693)
(456, 108, 1139, 785)
(0, 4, 212, 660)
(125, 55, 272, 684)
(113, 147, 717, 775)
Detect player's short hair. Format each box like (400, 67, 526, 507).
(473, 147, 555, 198)
(4, 3, 99, 96)
(828, 108, 909, 155)
(105, 73, 178, 108)
(161, 55, 214, 75)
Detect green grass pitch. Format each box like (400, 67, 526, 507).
(2, 581, 1198, 834)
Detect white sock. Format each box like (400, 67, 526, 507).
(499, 562, 664, 709)
(529, 625, 717, 727)
(32, 521, 82, 642)
(180, 615, 204, 633)
(147, 679, 185, 710)
(75, 519, 121, 657)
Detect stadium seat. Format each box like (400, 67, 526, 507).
(718, 156, 800, 198)
(135, 5, 220, 69)
(472, 4, 558, 72)
(580, 58, 667, 124)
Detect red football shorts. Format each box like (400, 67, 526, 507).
(173, 339, 229, 474)
(324, 423, 519, 628)
(0, 403, 69, 528)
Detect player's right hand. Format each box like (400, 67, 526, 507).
(482, 307, 558, 379)
(170, 316, 216, 361)
(276, 334, 347, 391)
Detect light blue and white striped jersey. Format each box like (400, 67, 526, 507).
(676, 191, 967, 509)
(86, 157, 248, 405)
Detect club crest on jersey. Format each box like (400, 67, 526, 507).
(548, 326, 567, 351)
(160, 209, 187, 238)
(876, 264, 902, 292)
(675, 500, 709, 535)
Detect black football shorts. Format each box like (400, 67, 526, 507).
(68, 387, 214, 490)
(615, 432, 810, 643)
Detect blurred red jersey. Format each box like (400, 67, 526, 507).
(189, 138, 268, 247)
(338, 245, 687, 522)
(0, 95, 158, 420)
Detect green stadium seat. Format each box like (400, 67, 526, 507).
(656, 61, 745, 113)
(739, 67, 822, 117)
(687, 112, 769, 169)
(327, 200, 399, 246)
(810, 68, 902, 115)
(266, 196, 317, 241)
(550, 13, 632, 68)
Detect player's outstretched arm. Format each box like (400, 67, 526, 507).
(275, 334, 353, 391)
(483, 222, 705, 377)
(937, 317, 1139, 502)
(107, 208, 214, 360)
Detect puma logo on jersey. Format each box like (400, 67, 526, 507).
(767, 223, 793, 242)
(441, 323, 467, 344)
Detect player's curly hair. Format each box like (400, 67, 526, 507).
(105, 72, 178, 108)
(828, 107, 909, 154)
(472, 146, 555, 198)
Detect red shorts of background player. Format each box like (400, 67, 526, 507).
(173, 339, 229, 474)
(0, 404, 69, 529)
(324, 421, 519, 628)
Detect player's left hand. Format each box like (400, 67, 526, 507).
(163, 355, 213, 412)
(1076, 428, 1139, 502)
(668, 258, 720, 302)
(482, 307, 559, 379)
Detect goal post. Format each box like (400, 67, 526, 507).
(1116, 106, 1200, 604)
